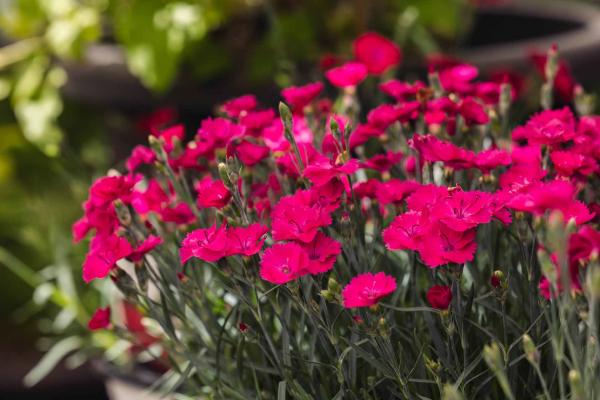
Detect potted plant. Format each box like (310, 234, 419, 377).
(58, 33, 600, 399)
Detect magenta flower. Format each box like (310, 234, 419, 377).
(474, 148, 511, 174)
(259, 242, 309, 284)
(240, 109, 276, 133)
(426, 286, 452, 310)
(342, 272, 397, 308)
(525, 107, 576, 145)
(375, 179, 420, 206)
(432, 190, 494, 232)
(226, 224, 269, 256)
(360, 151, 403, 172)
(83, 234, 133, 283)
(196, 117, 245, 148)
(126, 145, 156, 172)
(159, 202, 196, 225)
(325, 62, 368, 88)
(353, 32, 402, 75)
(303, 159, 359, 187)
(221, 94, 257, 118)
(88, 307, 111, 330)
(281, 82, 324, 111)
(180, 224, 229, 263)
(379, 79, 424, 101)
(271, 190, 333, 243)
(550, 150, 597, 178)
(231, 139, 270, 167)
(458, 97, 489, 126)
(195, 176, 231, 209)
(130, 235, 163, 262)
(300, 232, 341, 274)
(383, 211, 425, 251)
(89, 175, 135, 207)
(409, 134, 475, 170)
(418, 224, 477, 268)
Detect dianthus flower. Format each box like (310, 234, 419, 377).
(226, 224, 269, 256)
(83, 234, 133, 283)
(409, 134, 475, 170)
(271, 191, 333, 243)
(221, 94, 257, 118)
(303, 159, 359, 187)
(281, 82, 324, 111)
(325, 62, 368, 88)
(88, 307, 111, 330)
(432, 190, 494, 232)
(342, 272, 397, 308)
(383, 211, 425, 251)
(426, 285, 452, 310)
(180, 224, 229, 263)
(195, 176, 231, 209)
(353, 32, 402, 75)
(418, 223, 477, 268)
(299, 232, 341, 274)
(259, 242, 309, 284)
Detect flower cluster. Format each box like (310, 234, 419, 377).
(73, 33, 600, 399)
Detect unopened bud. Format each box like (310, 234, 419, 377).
(320, 289, 335, 302)
(428, 71, 443, 98)
(491, 270, 504, 288)
(327, 277, 340, 293)
(218, 162, 233, 189)
(568, 370, 584, 400)
(483, 342, 504, 372)
(522, 334, 539, 364)
(377, 317, 390, 337)
(442, 385, 464, 400)
(499, 83, 512, 118)
(279, 102, 293, 138)
(545, 44, 559, 83)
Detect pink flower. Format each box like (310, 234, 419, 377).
(458, 97, 489, 126)
(367, 104, 401, 130)
(426, 286, 452, 310)
(360, 152, 403, 172)
(525, 107, 576, 146)
(222, 94, 257, 118)
(226, 224, 268, 256)
(195, 176, 231, 209)
(439, 64, 478, 94)
(130, 235, 163, 262)
(432, 190, 493, 232)
(259, 242, 309, 284)
(303, 159, 359, 187)
(88, 307, 111, 330)
(353, 32, 402, 75)
(300, 232, 341, 274)
(409, 134, 475, 170)
(418, 224, 477, 268)
(159, 202, 196, 225)
(375, 179, 420, 206)
(379, 80, 424, 100)
(180, 224, 229, 263)
(550, 150, 597, 178)
(383, 211, 425, 251)
(196, 117, 245, 148)
(271, 190, 333, 243)
(240, 109, 275, 132)
(83, 234, 133, 283)
(474, 148, 511, 174)
(231, 140, 270, 166)
(89, 176, 135, 207)
(342, 272, 397, 308)
(325, 62, 368, 88)
(126, 145, 156, 172)
(281, 82, 324, 111)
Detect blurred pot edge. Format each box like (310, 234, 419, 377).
(60, 0, 600, 115)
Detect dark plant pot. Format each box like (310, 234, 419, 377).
(61, 0, 600, 115)
(460, 0, 600, 81)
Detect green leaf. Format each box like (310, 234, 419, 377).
(24, 336, 83, 387)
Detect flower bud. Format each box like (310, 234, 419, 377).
(490, 270, 504, 288)
(327, 276, 340, 293)
(279, 102, 294, 138)
(586, 265, 600, 299)
(483, 342, 504, 372)
(568, 370, 584, 400)
(428, 71, 443, 98)
(218, 162, 233, 189)
(320, 289, 335, 302)
(442, 385, 464, 400)
(499, 83, 512, 118)
(377, 317, 390, 338)
(545, 44, 559, 83)
(522, 334, 539, 365)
